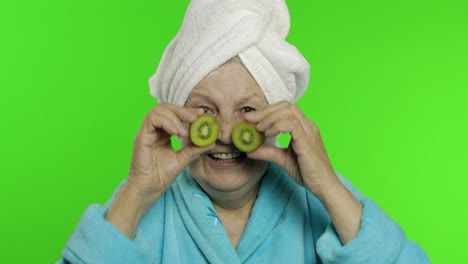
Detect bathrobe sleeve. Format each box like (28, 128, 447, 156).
(315, 173, 430, 264)
(56, 181, 158, 264)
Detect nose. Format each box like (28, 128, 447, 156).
(217, 115, 235, 144)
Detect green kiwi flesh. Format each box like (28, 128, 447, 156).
(232, 122, 263, 152)
(190, 114, 219, 147)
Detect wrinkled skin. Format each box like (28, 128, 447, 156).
(107, 60, 362, 245)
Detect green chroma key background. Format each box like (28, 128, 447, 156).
(1, 0, 467, 262)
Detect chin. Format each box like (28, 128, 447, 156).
(200, 174, 252, 192)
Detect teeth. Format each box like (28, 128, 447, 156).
(210, 152, 241, 160)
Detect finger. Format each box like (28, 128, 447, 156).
(247, 144, 301, 181)
(173, 106, 204, 123)
(262, 118, 309, 142)
(255, 107, 297, 133)
(144, 104, 201, 137)
(287, 103, 314, 138)
(244, 101, 290, 123)
(247, 143, 287, 163)
(164, 105, 206, 136)
(134, 112, 181, 150)
(176, 107, 206, 136)
(145, 113, 184, 143)
(156, 110, 187, 136)
(255, 102, 308, 131)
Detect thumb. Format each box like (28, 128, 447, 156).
(175, 143, 214, 168)
(248, 144, 301, 182)
(247, 144, 288, 165)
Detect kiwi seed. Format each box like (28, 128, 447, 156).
(232, 122, 263, 152)
(190, 114, 219, 147)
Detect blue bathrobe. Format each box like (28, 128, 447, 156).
(58, 163, 430, 263)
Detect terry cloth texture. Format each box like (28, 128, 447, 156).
(149, 0, 310, 106)
(58, 163, 431, 263)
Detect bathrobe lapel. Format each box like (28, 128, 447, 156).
(236, 163, 296, 261)
(172, 163, 296, 263)
(172, 168, 241, 263)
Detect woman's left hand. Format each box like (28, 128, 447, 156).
(244, 101, 339, 199)
(245, 101, 362, 244)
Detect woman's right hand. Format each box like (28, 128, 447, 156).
(127, 103, 213, 198)
(105, 103, 212, 238)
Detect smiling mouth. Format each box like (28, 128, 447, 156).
(207, 152, 246, 163)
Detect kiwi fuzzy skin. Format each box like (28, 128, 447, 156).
(190, 114, 219, 147)
(232, 122, 263, 153)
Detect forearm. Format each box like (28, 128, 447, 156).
(312, 176, 363, 244)
(105, 184, 161, 239)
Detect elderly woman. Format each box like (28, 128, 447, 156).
(59, 0, 429, 263)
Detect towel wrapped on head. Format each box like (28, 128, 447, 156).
(149, 0, 310, 106)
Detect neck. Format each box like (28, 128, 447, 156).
(210, 181, 260, 212)
(210, 183, 260, 249)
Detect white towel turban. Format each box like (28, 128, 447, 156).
(149, 0, 310, 106)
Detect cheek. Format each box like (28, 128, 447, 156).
(187, 158, 204, 181)
(248, 160, 269, 183)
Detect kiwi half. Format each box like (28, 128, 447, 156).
(190, 114, 219, 147)
(232, 122, 263, 152)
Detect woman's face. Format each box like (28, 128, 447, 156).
(183, 60, 270, 196)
